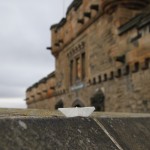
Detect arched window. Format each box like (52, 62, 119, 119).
(104, 74, 107, 81)
(123, 65, 130, 75)
(93, 77, 96, 84)
(116, 69, 122, 78)
(91, 90, 105, 111)
(55, 100, 64, 110)
(109, 71, 114, 80)
(132, 62, 139, 73)
(72, 100, 85, 107)
(98, 75, 102, 83)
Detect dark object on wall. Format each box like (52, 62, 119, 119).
(72, 100, 85, 107)
(78, 19, 84, 24)
(55, 100, 64, 110)
(90, 4, 99, 11)
(116, 55, 126, 64)
(91, 90, 105, 111)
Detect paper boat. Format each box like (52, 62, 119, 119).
(58, 107, 95, 117)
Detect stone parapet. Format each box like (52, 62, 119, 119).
(26, 72, 56, 106)
(0, 109, 150, 150)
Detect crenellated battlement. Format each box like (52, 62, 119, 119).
(49, 0, 149, 57)
(26, 72, 56, 106)
(50, 0, 102, 56)
(66, 0, 83, 15)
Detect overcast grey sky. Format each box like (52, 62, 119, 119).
(0, 0, 72, 108)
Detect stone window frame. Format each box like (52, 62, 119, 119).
(68, 42, 86, 85)
(74, 51, 86, 83)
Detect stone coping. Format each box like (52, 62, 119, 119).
(0, 108, 150, 149)
(0, 108, 149, 118)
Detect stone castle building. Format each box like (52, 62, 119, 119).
(26, 0, 150, 113)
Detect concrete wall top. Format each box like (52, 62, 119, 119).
(0, 108, 150, 150)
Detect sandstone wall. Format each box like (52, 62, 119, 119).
(26, 0, 150, 113)
(26, 72, 56, 109)
(52, 0, 150, 113)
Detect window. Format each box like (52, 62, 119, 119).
(70, 60, 73, 85)
(76, 57, 81, 80)
(132, 62, 139, 73)
(82, 53, 85, 80)
(115, 69, 122, 78)
(109, 71, 114, 80)
(69, 52, 86, 85)
(98, 75, 102, 83)
(76, 53, 86, 81)
(118, 69, 122, 76)
(142, 58, 150, 70)
(93, 77, 96, 84)
(123, 65, 130, 75)
(104, 74, 107, 81)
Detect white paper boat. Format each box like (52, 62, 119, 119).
(58, 107, 95, 117)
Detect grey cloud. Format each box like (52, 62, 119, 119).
(0, 98, 26, 108)
(0, 0, 72, 107)
(0, 85, 26, 98)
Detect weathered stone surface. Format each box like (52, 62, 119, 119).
(0, 117, 118, 150)
(97, 118, 150, 150)
(0, 109, 150, 150)
(0, 108, 63, 118)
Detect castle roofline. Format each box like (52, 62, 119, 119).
(26, 71, 55, 92)
(47, 71, 55, 78)
(26, 82, 39, 92)
(26, 86, 32, 92)
(66, 0, 83, 15)
(50, 18, 66, 31)
(50, 24, 58, 30)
